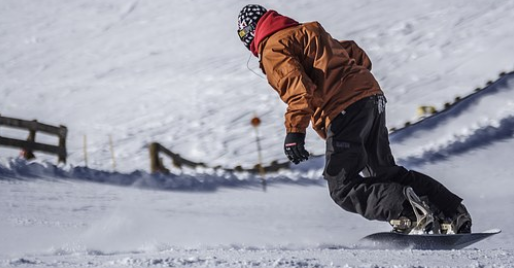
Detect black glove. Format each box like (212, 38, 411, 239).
(284, 132, 310, 164)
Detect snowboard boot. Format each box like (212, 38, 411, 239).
(390, 187, 437, 234)
(440, 204, 472, 234)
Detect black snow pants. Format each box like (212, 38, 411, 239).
(323, 95, 463, 221)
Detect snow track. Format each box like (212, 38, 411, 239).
(399, 114, 514, 167)
(3, 247, 514, 268)
(1, 175, 513, 267)
(391, 72, 514, 167)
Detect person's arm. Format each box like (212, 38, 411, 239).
(260, 44, 316, 134)
(260, 41, 313, 164)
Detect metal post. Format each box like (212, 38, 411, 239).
(109, 135, 116, 171)
(83, 135, 88, 167)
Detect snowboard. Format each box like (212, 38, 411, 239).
(359, 229, 501, 250)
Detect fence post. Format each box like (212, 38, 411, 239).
(58, 125, 67, 164)
(149, 142, 160, 173)
(22, 120, 37, 160)
(108, 135, 116, 171)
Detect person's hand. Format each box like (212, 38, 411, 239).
(284, 132, 310, 164)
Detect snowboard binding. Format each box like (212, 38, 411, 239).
(390, 187, 439, 234)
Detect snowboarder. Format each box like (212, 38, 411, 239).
(237, 4, 472, 234)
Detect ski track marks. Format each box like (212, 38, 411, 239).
(391, 72, 514, 168)
(398, 114, 514, 167)
(2, 247, 513, 268)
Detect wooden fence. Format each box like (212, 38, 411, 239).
(0, 114, 68, 163)
(149, 142, 290, 174)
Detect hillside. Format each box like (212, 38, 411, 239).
(1, 1, 514, 267)
(1, 0, 514, 172)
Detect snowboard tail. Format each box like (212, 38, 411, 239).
(359, 229, 501, 250)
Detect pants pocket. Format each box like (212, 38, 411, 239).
(324, 144, 366, 181)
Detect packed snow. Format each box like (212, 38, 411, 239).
(1, 0, 514, 267)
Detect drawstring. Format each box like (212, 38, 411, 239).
(246, 54, 266, 80)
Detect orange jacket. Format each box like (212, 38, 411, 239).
(255, 13, 383, 139)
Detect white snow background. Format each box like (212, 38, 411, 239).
(1, 0, 514, 267)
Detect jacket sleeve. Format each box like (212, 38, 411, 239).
(339, 40, 373, 70)
(260, 45, 316, 134)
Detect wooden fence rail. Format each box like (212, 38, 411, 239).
(149, 142, 290, 174)
(0, 114, 67, 163)
(149, 142, 205, 173)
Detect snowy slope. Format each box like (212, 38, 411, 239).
(391, 72, 514, 165)
(2, 0, 514, 172)
(1, 0, 514, 267)
(1, 143, 514, 268)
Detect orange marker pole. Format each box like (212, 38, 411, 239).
(251, 115, 267, 191)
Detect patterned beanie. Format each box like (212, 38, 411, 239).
(237, 4, 267, 50)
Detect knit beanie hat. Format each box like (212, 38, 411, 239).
(237, 4, 267, 50)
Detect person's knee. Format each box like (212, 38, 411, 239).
(327, 182, 356, 213)
(324, 144, 366, 178)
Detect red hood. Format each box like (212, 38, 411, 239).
(250, 10, 300, 57)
